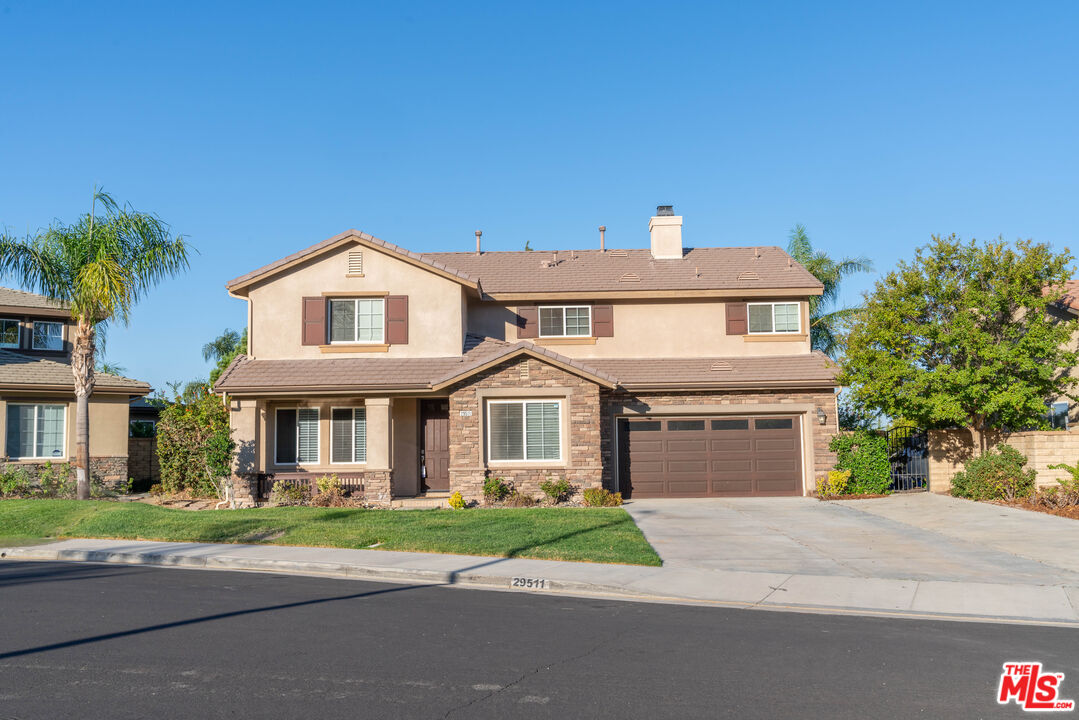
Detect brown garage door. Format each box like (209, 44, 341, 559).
(618, 416, 802, 498)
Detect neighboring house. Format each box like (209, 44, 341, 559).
(0, 287, 150, 488)
(1050, 280, 1079, 428)
(215, 206, 838, 506)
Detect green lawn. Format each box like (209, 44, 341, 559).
(0, 499, 661, 566)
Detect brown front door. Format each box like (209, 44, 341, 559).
(619, 416, 802, 498)
(421, 399, 450, 492)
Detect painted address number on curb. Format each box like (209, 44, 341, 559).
(511, 577, 548, 590)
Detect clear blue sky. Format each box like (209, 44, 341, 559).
(1, 1, 1077, 390)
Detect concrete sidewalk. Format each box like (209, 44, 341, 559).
(3, 537, 1077, 626)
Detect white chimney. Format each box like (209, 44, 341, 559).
(649, 205, 683, 259)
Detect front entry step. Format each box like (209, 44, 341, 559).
(391, 494, 451, 510)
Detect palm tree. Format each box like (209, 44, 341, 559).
(0, 188, 190, 499)
(202, 328, 242, 363)
(203, 327, 247, 383)
(787, 224, 873, 358)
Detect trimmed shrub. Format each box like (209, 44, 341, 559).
(269, 480, 310, 506)
(950, 444, 1036, 501)
(504, 490, 537, 507)
(539, 478, 572, 504)
(0, 467, 33, 497)
(582, 488, 622, 507)
(829, 431, 891, 495)
(815, 469, 851, 499)
(483, 476, 511, 504)
(1038, 462, 1079, 508)
(448, 491, 466, 510)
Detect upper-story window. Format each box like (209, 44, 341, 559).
(747, 302, 800, 334)
(329, 298, 384, 344)
(0, 319, 19, 348)
(539, 305, 591, 337)
(32, 321, 63, 350)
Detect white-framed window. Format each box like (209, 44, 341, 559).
(6, 403, 65, 459)
(539, 305, 591, 337)
(330, 407, 367, 464)
(0, 319, 19, 348)
(1049, 402, 1069, 430)
(487, 400, 561, 462)
(329, 298, 384, 343)
(275, 407, 319, 464)
(747, 302, 800, 334)
(32, 321, 63, 350)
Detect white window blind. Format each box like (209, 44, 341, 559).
(6, 403, 64, 459)
(331, 407, 366, 463)
(297, 408, 319, 463)
(488, 401, 560, 462)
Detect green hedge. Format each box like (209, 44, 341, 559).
(950, 444, 1036, 501)
(829, 430, 892, 494)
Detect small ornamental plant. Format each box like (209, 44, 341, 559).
(539, 478, 572, 504)
(448, 491, 466, 510)
(483, 476, 511, 504)
(582, 488, 622, 507)
(816, 469, 851, 499)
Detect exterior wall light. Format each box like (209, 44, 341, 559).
(816, 407, 827, 425)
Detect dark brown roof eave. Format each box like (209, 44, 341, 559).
(616, 380, 838, 392)
(216, 383, 435, 397)
(0, 383, 150, 396)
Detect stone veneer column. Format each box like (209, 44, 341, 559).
(363, 398, 393, 503)
(229, 398, 260, 507)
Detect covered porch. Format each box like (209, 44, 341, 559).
(228, 395, 452, 506)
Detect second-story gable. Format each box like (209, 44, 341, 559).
(230, 233, 474, 361)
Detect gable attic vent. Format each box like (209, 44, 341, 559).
(619, 272, 641, 283)
(737, 270, 760, 281)
(609, 249, 628, 257)
(347, 251, 364, 275)
(710, 361, 733, 372)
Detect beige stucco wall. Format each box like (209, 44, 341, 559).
(928, 427, 1079, 492)
(466, 297, 813, 358)
(0, 391, 131, 461)
(245, 241, 465, 359)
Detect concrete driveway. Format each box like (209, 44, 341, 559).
(623, 493, 1079, 586)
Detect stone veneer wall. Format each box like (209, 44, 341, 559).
(0, 456, 129, 491)
(601, 389, 839, 494)
(447, 357, 603, 503)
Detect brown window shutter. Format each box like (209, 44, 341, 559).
(301, 297, 326, 345)
(386, 295, 408, 345)
(726, 302, 747, 335)
(517, 306, 539, 339)
(592, 305, 614, 337)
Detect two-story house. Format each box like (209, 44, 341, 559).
(215, 206, 838, 506)
(0, 287, 150, 488)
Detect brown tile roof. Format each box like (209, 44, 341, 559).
(0, 349, 150, 394)
(225, 230, 480, 292)
(214, 335, 617, 393)
(0, 287, 69, 311)
(224, 228, 823, 297)
(585, 352, 838, 390)
(1056, 280, 1079, 313)
(214, 335, 836, 394)
(421, 246, 823, 295)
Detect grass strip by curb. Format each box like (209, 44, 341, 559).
(0, 499, 661, 566)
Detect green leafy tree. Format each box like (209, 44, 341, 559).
(787, 224, 873, 357)
(839, 235, 1078, 453)
(203, 327, 247, 383)
(0, 188, 190, 499)
(156, 382, 234, 499)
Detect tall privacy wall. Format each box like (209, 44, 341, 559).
(928, 428, 1079, 493)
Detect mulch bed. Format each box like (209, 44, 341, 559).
(820, 493, 892, 501)
(995, 500, 1079, 520)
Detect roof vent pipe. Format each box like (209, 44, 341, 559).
(475, 230, 482, 255)
(599, 225, 606, 252)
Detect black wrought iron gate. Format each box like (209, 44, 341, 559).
(885, 425, 929, 492)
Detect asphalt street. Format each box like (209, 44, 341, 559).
(0, 561, 1076, 719)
